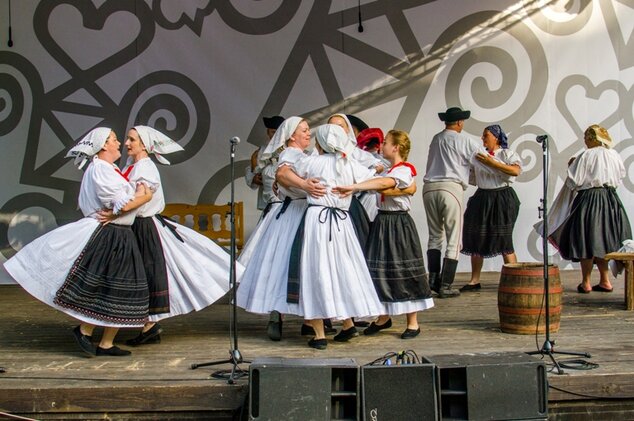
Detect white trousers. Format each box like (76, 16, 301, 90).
(422, 181, 465, 260)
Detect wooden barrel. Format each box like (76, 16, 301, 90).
(498, 263, 562, 334)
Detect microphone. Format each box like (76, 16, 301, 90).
(230, 136, 240, 144)
(536, 134, 548, 143)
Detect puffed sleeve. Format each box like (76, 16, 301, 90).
(92, 162, 135, 214)
(129, 160, 160, 193)
(390, 165, 414, 189)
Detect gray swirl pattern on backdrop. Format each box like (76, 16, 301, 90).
(0, 0, 632, 280)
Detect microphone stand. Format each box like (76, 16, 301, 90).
(527, 134, 590, 374)
(190, 136, 248, 384)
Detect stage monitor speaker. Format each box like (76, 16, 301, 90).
(361, 364, 440, 421)
(427, 352, 548, 420)
(249, 357, 358, 421)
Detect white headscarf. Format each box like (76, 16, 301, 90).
(65, 127, 112, 169)
(133, 125, 184, 165)
(328, 113, 358, 146)
(315, 124, 356, 174)
(258, 116, 303, 169)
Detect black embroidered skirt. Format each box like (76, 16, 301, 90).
(132, 217, 170, 315)
(54, 224, 149, 325)
(365, 211, 431, 302)
(549, 187, 632, 261)
(461, 187, 520, 258)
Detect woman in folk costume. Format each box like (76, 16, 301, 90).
(115, 126, 239, 346)
(284, 124, 383, 350)
(238, 120, 290, 267)
(459, 125, 522, 291)
(327, 113, 384, 250)
(237, 117, 326, 340)
(239, 126, 285, 266)
(334, 130, 434, 339)
(239, 118, 325, 267)
(4, 128, 152, 357)
(549, 125, 631, 293)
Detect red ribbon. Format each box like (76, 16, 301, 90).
(115, 165, 134, 181)
(388, 161, 417, 176)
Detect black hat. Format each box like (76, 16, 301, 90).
(263, 115, 285, 130)
(346, 115, 369, 132)
(438, 107, 471, 122)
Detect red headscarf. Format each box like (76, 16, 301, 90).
(356, 128, 384, 151)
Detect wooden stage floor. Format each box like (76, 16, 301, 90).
(2, 269, 634, 420)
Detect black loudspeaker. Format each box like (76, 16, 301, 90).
(427, 352, 548, 420)
(249, 357, 358, 421)
(361, 364, 440, 421)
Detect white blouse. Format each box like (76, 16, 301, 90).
(79, 156, 136, 225)
(277, 147, 310, 200)
(123, 157, 164, 217)
(293, 154, 375, 210)
(424, 129, 485, 189)
(379, 164, 415, 212)
(470, 148, 522, 190)
(566, 146, 625, 190)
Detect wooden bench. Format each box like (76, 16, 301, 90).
(162, 202, 244, 253)
(604, 252, 634, 310)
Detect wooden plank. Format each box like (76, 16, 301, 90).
(604, 252, 634, 261)
(0, 385, 246, 413)
(2, 267, 634, 419)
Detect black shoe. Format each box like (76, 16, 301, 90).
(96, 345, 131, 356)
(267, 311, 282, 341)
(308, 337, 328, 350)
(333, 326, 359, 342)
(72, 326, 96, 357)
(301, 324, 315, 336)
(400, 328, 421, 339)
(460, 283, 481, 292)
(363, 319, 392, 335)
(126, 323, 163, 346)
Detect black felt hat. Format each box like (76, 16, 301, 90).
(263, 115, 285, 130)
(438, 107, 471, 122)
(346, 114, 369, 132)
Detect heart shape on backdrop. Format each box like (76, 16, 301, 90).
(34, 0, 155, 79)
(556, 75, 627, 136)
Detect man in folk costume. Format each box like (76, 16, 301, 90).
(422, 107, 484, 298)
(4, 128, 152, 356)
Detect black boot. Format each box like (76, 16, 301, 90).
(427, 249, 441, 293)
(438, 258, 460, 298)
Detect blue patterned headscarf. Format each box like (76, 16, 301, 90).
(485, 124, 508, 149)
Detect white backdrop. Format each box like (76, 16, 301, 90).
(1, 0, 633, 283)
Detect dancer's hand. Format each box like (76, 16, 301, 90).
(332, 185, 355, 198)
(96, 209, 115, 225)
(304, 178, 326, 198)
